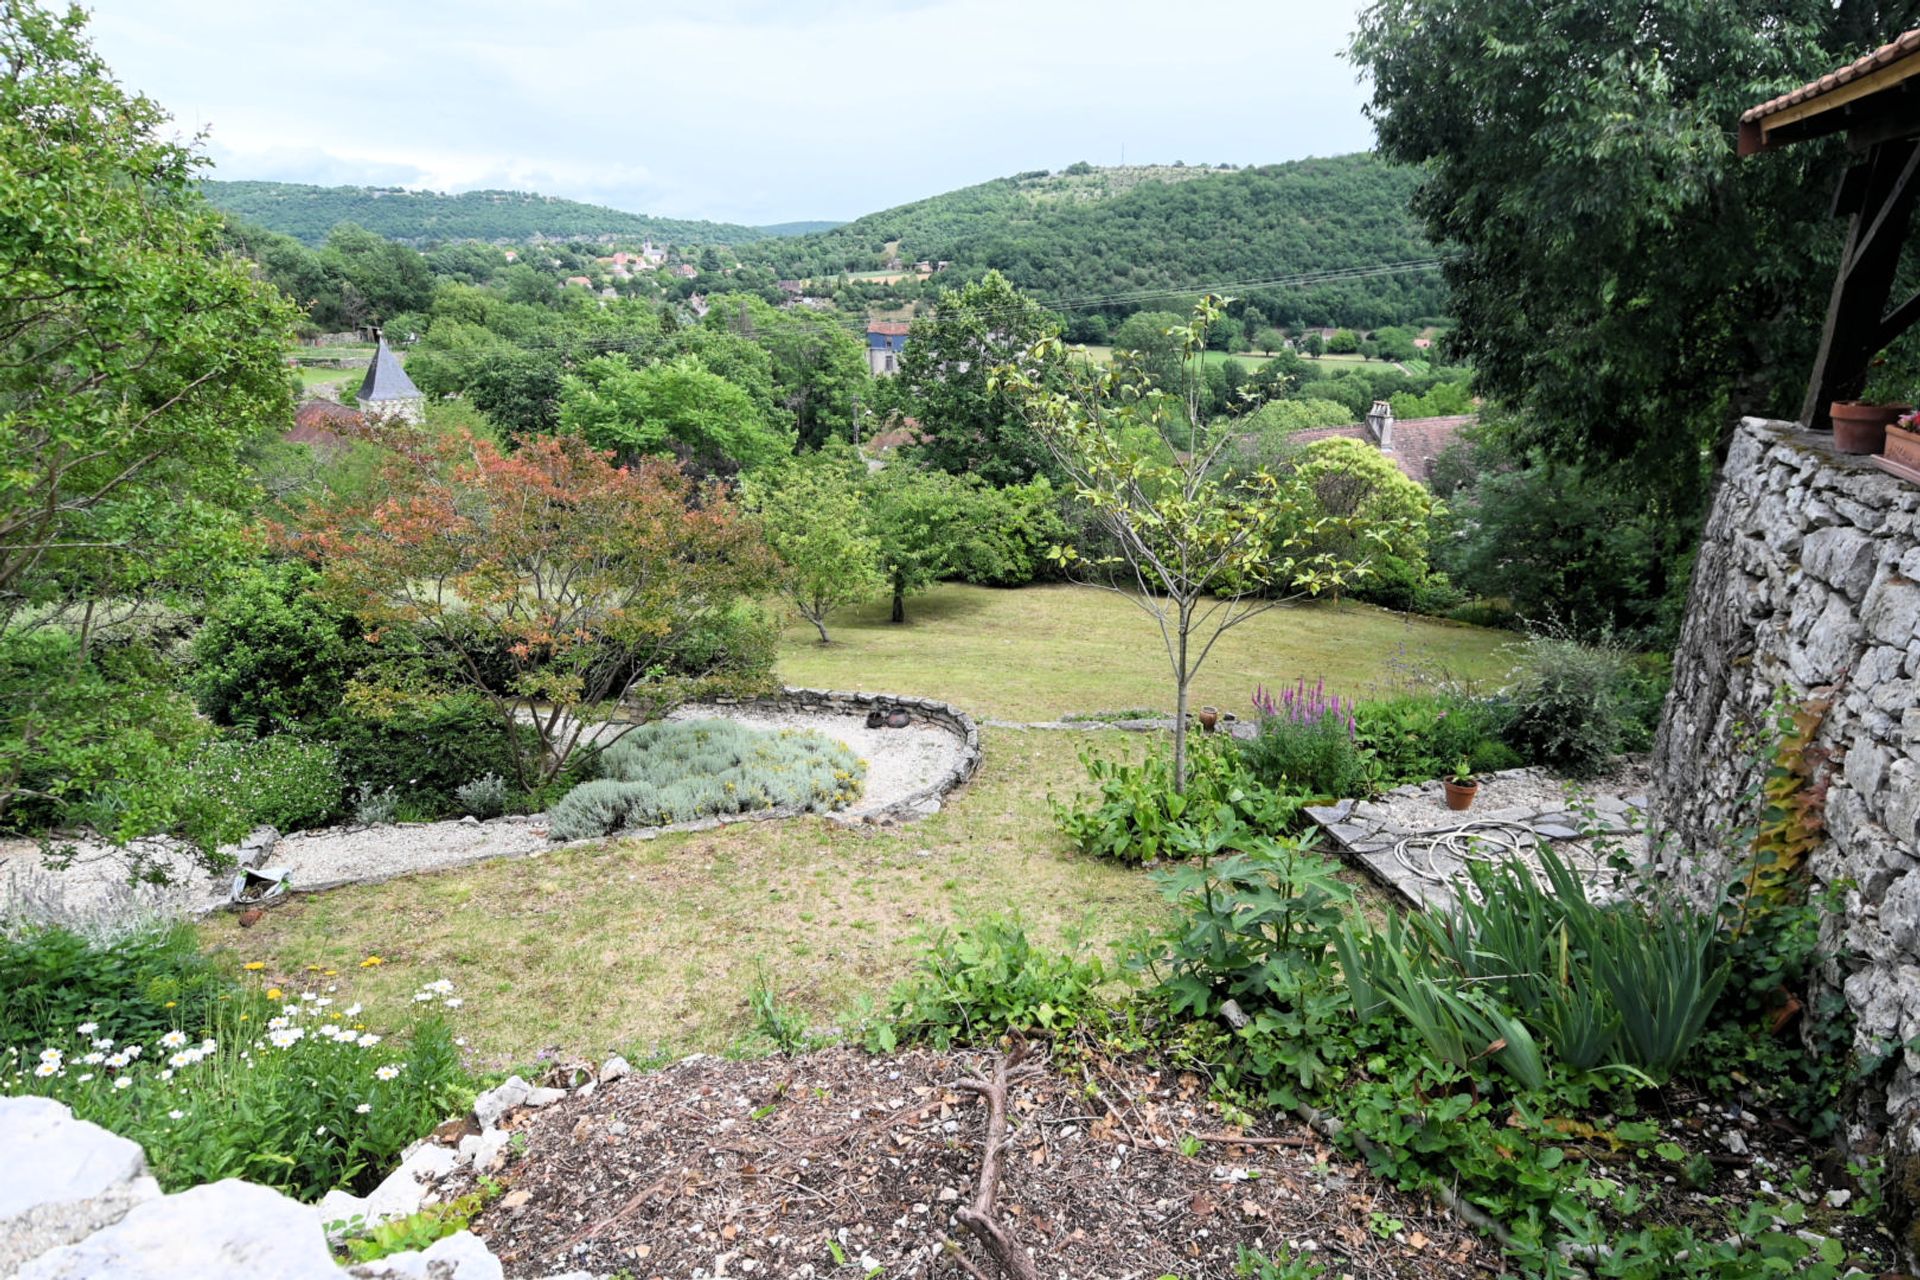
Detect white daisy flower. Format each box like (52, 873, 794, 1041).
(76, 1022, 98, 1035)
(160, 1031, 188, 1049)
(356, 1034, 380, 1048)
(33, 1063, 57, 1078)
(113, 1077, 131, 1090)
(375, 1065, 400, 1081)
(168, 1109, 184, 1120)
(355, 1103, 371, 1114)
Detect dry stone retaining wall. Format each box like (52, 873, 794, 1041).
(1651, 418, 1920, 1163)
(727, 687, 983, 821)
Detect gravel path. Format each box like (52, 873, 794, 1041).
(2, 705, 972, 925)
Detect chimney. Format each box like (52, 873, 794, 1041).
(1365, 400, 1394, 450)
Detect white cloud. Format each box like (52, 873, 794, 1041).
(85, 0, 1374, 225)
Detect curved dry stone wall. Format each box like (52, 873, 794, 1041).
(1651, 418, 1919, 1189)
(728, 687, 983, 823)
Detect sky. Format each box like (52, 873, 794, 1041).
(85, 0, 1377, 228)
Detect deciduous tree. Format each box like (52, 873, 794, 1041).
(740, 443, 884, 643)
(0, 1, 296, 835)
(288, 430, 778, 786)
(1350, 0, 1902, 500)
(899, 271, 1065, 486)
(560, 353, 794, 473)
(864, 465, 969, 625)
(1001, 298, 1397, 791)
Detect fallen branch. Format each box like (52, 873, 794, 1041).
(945, 1041, 1043, 1280)
(1193, 1130, 1315, 1148)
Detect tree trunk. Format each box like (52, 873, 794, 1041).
(809, 613, 831, 644)
(1172, 617, 1191, 794)
(891, 572, 906, 624)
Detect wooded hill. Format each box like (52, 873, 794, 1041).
(199, 181, 832, 246)
(739, 154, 1446, 328)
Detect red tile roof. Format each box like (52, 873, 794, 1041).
(1742, 29, 1920, 124)
(867, 320, 912, 336)
(287, 398, 362, 447)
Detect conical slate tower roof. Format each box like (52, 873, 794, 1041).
(357, 336, 421, 404)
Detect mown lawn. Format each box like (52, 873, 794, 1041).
(777, 582, 1513, 721)
(201, 729, 1172, 1070)
(205, 583, 1484, 1067)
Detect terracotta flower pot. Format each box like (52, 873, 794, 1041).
(1829, 401, 1909, 455)
(1197, 706, 1220, 733)
(1884, 421, 1920, 469)
(1443, 778, 1479, 811)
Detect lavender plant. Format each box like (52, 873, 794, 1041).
(1240, 678, 1369, 799)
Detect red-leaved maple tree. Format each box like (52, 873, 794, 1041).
(285, 429, 777, 786)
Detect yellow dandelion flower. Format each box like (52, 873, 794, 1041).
(360, 956, 385, 968)
(242, 962, 266, 972)
(163, 1001, 177, 1009)
(323, 970, 338, 977)
(266, 987, 283, 1001)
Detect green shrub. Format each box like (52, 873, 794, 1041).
(1053, 734, 1306, 862)
(452, 773, 508, 819)
(869, 915, 1110, 1051)
(1500, 634, 1629, 778)
(1354, 692, 1518, 787)
(2, 627, 233, 852)
(352, 783, 398, 826)
(546, 719, 864, 841)
(175, 735, 344, 833)
(327, 692, 522, 815)
(949, 478, 1070, 587)
(190, 563, 370, 735)
(1240, 680, 1369, 798)
(1614, 652, 1673, 754)
(1131, 821, 1354, 1102)
(0, 923, 230, 1050)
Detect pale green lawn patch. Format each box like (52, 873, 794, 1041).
(777, 582, 1510, 721)
(201, 729, 1174, 1069)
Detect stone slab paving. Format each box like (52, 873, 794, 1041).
(1305, 762, 1652, 913)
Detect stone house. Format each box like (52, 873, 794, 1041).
(355, 335, 424, 425)
(866, 320, 910, 376)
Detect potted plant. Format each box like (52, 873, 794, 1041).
(1443, 759, 1479, 811)
(1886, 410, 1920, 470)
(1829, 400, 1910, 455)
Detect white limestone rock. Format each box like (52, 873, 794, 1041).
(15, 1178, 338, 1280)
(473, 1075, 531, 1129)
(361, 1143, 459, 1224)
(345, 1229, 504, 1280)
(0, 1096, 159, 1276)
(456, 1127, 513, 1171)
(600, 1054, 631, 1082)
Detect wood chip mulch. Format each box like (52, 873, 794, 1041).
(456, 1045, 1501, 1280)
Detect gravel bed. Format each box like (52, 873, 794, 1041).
(4, 705, 971, 926)
(0, 835, 227, 928)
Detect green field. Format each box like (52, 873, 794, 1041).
(777, 582, 1511, 720)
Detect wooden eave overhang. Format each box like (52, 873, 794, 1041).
(1741, 30, 1920, 155)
